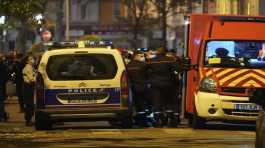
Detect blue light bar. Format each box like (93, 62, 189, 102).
(83, 40, 113, 48)
(44, 40, 114, 50)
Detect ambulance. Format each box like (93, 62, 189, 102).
(184, 14, 265, 128)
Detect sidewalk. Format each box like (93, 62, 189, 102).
(4, 96, 24, 123)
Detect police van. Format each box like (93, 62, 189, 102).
(35, 41, 132, 130)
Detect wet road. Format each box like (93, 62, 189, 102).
(0, 98, 256, 148)
(0, 121, 255, 148)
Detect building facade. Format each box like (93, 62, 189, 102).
(38, 0, 265, 50)
(2, 0, 265, 52)
(203, 0, 264, 15)
(43, 0, 128, 47)
(170, 0, 265, 53)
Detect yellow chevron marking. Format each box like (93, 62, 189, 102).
(242, 80, 262, 87)
(227, 73, 265, 87)
(206, 70, 213, 77)
(216, 69, 234, 78)
(206, 68, 221, 77)
(219, 69, 248, 84)
(254, 69, 265, 75)
(213, 68, 221, 72)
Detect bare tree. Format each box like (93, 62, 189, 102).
(151, 0, 184, 49)
(54, 0, 64, 42)
(1, 0, 46, 52)
(119, 0, 153, 49)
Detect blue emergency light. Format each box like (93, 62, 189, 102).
(80, 40, 113, 47)
(44, 40, 113, 50)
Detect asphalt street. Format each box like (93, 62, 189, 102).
(0, 97, 256, 148)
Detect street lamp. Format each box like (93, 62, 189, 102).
(0, 16, 5, 25)
(35, 14, 44, 33)
(35, 14, 44, 25)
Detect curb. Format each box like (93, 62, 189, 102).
(4, 97, 18, 104)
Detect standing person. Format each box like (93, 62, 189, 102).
(0, 53, 9, 121)
(22, 54, 36, 126)
(127, 51, 149, 127)
(166, 50, 183, 124)
(147, 47, 179, 127)
(13, 53, 25, 112)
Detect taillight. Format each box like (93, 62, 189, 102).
(120, 71, 129, 107)
(36, 72, 45, 108)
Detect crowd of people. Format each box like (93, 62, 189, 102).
(126, 47, 183, 128)
(0, 47, 183, 128)
(0, 51, 38, 126)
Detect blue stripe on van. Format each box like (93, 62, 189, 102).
(44, 88, 121, 105)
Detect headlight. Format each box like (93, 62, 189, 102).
(199, 77, 217, 92)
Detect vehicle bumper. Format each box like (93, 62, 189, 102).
(195, 91, 260, 121)
(36, 106, 131, 122)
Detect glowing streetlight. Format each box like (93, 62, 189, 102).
(0, 16, 5, 25)
(0, 16, 6, 52)
(35, 14, 44, 24)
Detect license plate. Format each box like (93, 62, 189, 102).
(234, 104, 262, 111)
(68, 99, 97, 104)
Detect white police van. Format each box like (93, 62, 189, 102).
(35, 41, 132, 130)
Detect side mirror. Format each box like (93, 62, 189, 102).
(249, 88, 265, 108)
(182, 57, 198, 71)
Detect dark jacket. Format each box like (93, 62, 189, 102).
(0, 61, 8, 97)
(13, 61, 24, 86)
(127, 60, 147, 92)
(147, 54, 177, 88)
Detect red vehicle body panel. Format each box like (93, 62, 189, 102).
(186, 14, 265, 114)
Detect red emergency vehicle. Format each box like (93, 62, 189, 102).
(185, 14, 265, 128)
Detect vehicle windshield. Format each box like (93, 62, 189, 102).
(46, 54, 118, 80)
(204, 40, 265, 68)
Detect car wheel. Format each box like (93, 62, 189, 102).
(35, 112, 52, 130)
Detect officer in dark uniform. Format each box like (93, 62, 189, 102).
(127, 51, 149, 127)
(147, 47, 179, 127)
(13, 53, 25, 112)
(0, 54, 9, 121)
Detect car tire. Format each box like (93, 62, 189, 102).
(35, 112, 52, 130)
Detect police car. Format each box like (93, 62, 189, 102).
(35, 41, 132, 130)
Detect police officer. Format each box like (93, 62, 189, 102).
(22, 54, 36, 126)
(0, 53, 9, 121)
(13, 53, 25, 112)
(127, 51, 149, 127)
(147, 47, 179, 127)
